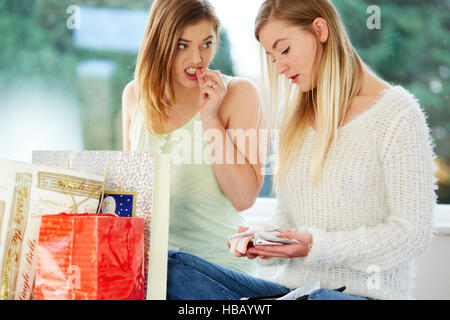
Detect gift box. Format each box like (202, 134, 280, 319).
(32, 151, 170, 300)
(34, 214, 145, 300)
(0, 159, 104, 300)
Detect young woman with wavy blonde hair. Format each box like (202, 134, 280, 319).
(122, 0, 266, 274)
(166, 0, 437, 300)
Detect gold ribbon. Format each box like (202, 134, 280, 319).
(58, 178, 103, 213)
(61, 158, 110, 214)
(97, 160, 110, 214)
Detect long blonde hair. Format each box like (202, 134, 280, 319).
(135, 0, 220, 134)
(255, 0, 364, 189)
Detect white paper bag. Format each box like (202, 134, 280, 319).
(0, 159, 104, 300)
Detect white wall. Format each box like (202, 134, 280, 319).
(414, 234, 450, 299)
(414, 205, 450, 299)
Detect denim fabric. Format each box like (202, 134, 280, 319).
(167, 250, 290, 300)
(307, 288, 372, 300)
(166, 250, 374, 300)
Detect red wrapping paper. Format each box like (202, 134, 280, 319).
(34, 214, 145, 300)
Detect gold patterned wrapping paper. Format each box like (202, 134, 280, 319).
(0, 159, 104, 300)
(32, 151, 156, 297)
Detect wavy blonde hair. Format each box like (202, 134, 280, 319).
(255, 0, 364, 189)
(135, 0, 220, 134)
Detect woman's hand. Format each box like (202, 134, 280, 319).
(247, 230, 313, 259)
(227, 227, 259, 260)
(227, 228, 313, 260)
(197, 68, 227, 123)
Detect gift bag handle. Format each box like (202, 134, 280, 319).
(62, 156, 110, 214)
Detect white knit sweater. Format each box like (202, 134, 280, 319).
(254, 85, 438, 300)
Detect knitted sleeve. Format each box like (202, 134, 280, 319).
(300, 101, 438, 272)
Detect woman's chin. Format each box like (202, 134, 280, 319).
(173, 77, 199, 89)
(295, 80, 316, 93)
(184, 81, 200, 89)
(296, 83, 310, 92)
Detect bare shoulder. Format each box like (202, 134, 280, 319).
(373, 80, 392, 95)
(226, 77, 260, 99)
(351, 77, 391, 109)
(122, 80, 138, 120)
(222, 77, 260, 114)
(221, 76, 264, 129)
(361, 74, 392, 97)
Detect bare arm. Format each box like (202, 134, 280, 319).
(201, 76, 267, 211)
(122, 81, 137, 151)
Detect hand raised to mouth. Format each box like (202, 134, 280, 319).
(196, 68, 227, 123)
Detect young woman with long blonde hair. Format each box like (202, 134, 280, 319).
(122, 0, 266, 274)
(166, 0, 437, 300)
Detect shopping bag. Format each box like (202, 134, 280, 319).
(0, 159, 104, 300)
(32, 151, 170, 300)
(34, 213, 145, 300)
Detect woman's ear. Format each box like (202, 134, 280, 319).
(312, 17, 329, 43)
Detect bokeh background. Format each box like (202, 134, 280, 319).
(0, 0, 448, 204)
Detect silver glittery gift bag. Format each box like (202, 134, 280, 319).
(32, 151, 170, 300)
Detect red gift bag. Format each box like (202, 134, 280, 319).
(34, 214, 145, 300)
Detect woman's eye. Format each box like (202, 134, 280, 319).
(270, 48, 288, 63)
(177, 43, 188, 50)
(203, 41, 213, 48)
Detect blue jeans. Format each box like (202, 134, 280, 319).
(166, 250, 372, 300)
(167, 250, 289, 300)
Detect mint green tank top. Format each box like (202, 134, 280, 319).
(129, 76, 254, 274)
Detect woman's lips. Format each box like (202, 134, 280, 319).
(185, 67, 200, 81)
(290, 74, 300, 83)
(185, 70, 198, 81)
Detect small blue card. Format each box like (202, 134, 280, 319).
(98, 191, 137, 217)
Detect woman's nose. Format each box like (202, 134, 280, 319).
(190, 49, 203, 65)
(276, 61, 288, 76)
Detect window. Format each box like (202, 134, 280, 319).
(0, 0, 448, 206)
